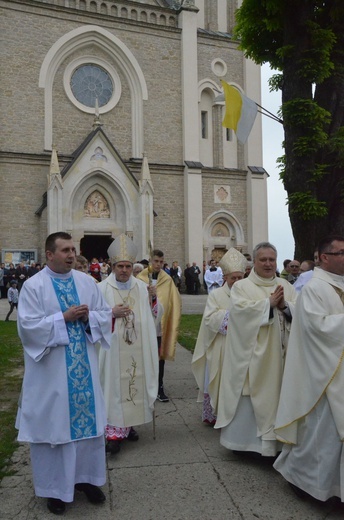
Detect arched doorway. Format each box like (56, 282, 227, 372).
(80, 235, 113, 261)
(203, 211, 246, 262)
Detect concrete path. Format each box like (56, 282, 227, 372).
(1, 296, 343, 519)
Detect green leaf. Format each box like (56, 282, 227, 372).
(288, 191, 328, 219)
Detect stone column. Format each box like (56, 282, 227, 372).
(179, 2, 204, 266)
(246, 167, 269, 248)
(138, 153, 154, 260)
(178, 2, 199, 162)
(212, 103, 224, 168)
(204, 0, 218, 31)
(47, 147, 63, 234)
(243, 59, 266, 251)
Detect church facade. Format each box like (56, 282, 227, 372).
(0, 0, 268, 267)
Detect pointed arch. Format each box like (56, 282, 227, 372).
(64, 168, 137, 237)
(39, 25, 148, 155)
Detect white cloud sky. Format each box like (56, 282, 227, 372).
(261, 63, 295, 270)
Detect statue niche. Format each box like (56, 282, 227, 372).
(84, 190, 110, 218)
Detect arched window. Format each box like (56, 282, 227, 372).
(199, 88, 214, 167)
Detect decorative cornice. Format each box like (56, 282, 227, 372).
(4, 0, 178, 28)
(0, 151, 72, 165)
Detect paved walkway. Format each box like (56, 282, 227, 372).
(1, 296, 343, 519)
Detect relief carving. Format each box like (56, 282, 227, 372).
(211, 223, 229, 237)
(216, 187, 229, 202)
(91, 147, 108, 162)
(84, 190, 110, 218)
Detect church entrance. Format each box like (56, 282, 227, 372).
(80, 235, 113, 261)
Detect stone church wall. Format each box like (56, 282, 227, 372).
(1, 8, 47, 153)
(0, 156, 48, 252)
(0, 1, 264, 266)
(202, 170, 248, 245)
(2, 4, 183, 163)
(50, 24, 183, 162)
(197, 35, 243, 85)
(150, 169, 185, 266)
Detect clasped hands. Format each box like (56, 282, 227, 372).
(112, 304, 131, 319)
(269, 285, 286, 310)
(63, 304, 89, 323)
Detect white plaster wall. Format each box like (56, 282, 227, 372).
(244, 58, 263, 167)
(179, 8, 200, 161)
(247, 171, 269, 248)
(195, 0, 205, 28)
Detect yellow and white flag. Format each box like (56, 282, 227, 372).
(221, 80, 258, 144)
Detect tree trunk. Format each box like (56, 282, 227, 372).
(281, 0, 344, 259)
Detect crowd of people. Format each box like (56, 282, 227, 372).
(5, 232, 344, 513)
(0, 254, 247, 310)
(192, 237, 344, 505)
(0, 262, 42, 299)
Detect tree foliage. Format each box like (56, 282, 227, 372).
(235, 0, 344, 259)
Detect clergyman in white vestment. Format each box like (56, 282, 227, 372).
(274, 235, 344, 502)
(204, 259, 223, 293)
(15, 232, 112, 515)
(192, 248, 247, 424)
(98, 234, 159, 455)
(215, 242, 297, 457)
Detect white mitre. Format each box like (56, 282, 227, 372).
(107, 233, 138, 264)
(219, 248, 247, 274)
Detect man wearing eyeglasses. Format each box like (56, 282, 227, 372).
(286, 260, 301, 285)
(274, 235, 344, 503)
(293, 252, 319, 292)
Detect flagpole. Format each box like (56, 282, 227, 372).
(256, 104, 283, 124)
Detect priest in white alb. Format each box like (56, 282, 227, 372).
(215, 242, 297, 457)
(192, 248, 246, 424)
(204, 259, 223, 293)
(16, 232, 112, 515)
(274, 235, 344, 502)
(98, 234, 159, 455)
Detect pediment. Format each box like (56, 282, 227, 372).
(36, 127, 139, 216)
(60, 127, 139, 190)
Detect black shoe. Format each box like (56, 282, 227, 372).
(75, 483, 106, 504)
(157, 387, 169, 402)
(127, 427, 139, 441)
(47, 498, 66, 515)
(106, 439, 121, 454)
(289, 483, 308, 500)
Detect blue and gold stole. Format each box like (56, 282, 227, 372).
(51, 276, 97, 440)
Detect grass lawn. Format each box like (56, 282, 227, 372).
(178, 314, 202, 353)
(0, 321, 23, 479)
